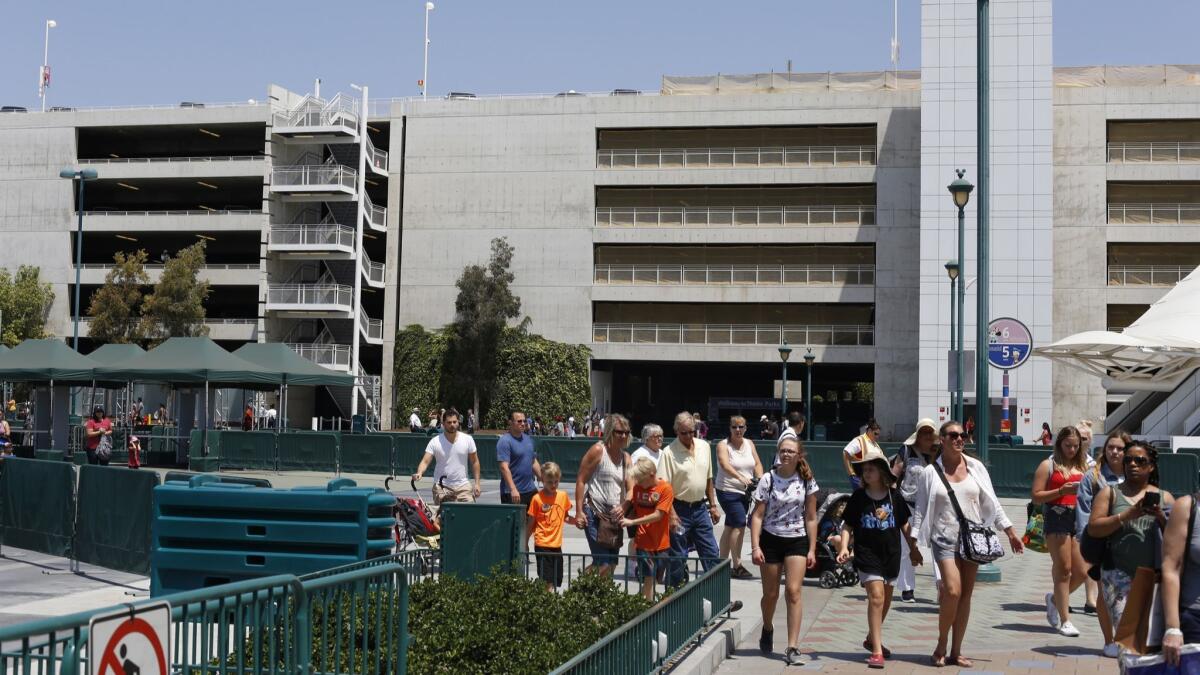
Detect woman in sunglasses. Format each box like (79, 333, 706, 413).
(573, 413, 635, 577)
(912, 421, 1022, 668)
(1088, 441, 1172, 637)
(715, 415, 765, 580)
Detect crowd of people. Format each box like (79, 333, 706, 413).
(408, 404, 1191, 668)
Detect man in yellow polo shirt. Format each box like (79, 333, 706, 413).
(658, 411, 722, 587)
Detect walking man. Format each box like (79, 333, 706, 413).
(498, 410, 542, 506)
(412, 409, 481, 504)
(659, 411, 722, 586)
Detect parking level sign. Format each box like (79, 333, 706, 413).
(89, 602, 170, 675)
(987, 317, 1033, 370)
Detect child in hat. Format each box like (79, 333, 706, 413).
(837, 445, 923, 668)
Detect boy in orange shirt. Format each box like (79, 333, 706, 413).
(526, 462, 575, 591)
(621, 457, 674, 600)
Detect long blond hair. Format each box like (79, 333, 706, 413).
(1052, 426, 1088, 475)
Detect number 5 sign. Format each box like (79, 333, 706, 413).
(987, 317, 1033, 369)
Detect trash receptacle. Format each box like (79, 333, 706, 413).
(352, 414, 365, 434)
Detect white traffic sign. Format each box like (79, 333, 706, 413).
(987, 317, 1033, 369)
(89, 602, 170, 675)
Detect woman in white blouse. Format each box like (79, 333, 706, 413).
(912, 421, 1023, 668)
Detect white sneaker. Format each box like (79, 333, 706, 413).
(1102, 643, 1121, 658)
(1045, 592, 1060, 628)
(1058, 621, 1080, 637)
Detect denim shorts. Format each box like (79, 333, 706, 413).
(583, 504, 619, 567)
(636, 548, 670, 579)
(1043, 504, 1077, 536)
(716, 490, 750, 528)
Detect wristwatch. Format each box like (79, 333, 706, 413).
(1165, 628, 1184, 638)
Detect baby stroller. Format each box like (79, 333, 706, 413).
(383, 476, 441, 554)
(806, 491, 858, 589)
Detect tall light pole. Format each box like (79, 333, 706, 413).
(422, 2, 435, 100)
(40, 20, 57, 112)
(804, 349, 815, 441)
(59, 167, 98, 351)
(778, 341, 792, 421)
(948, 170, 973, 423)
(944, 261, 960, 419)
(975, 0, 991, 468)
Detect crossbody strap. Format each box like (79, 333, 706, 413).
(932, 462, 970, 526)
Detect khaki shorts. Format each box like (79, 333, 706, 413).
(433, 482, 475, 505)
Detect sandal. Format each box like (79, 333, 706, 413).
(862, 640, 892, 659)
(948, 654, 974, 668)
(930, 651, 946, 667)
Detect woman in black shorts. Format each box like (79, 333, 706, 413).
(1031, 426, 1089, 637)
(749, 436, 818, 666)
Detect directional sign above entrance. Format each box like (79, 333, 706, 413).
(89, 602, 170, 675)
(987, 317, 1033, 370)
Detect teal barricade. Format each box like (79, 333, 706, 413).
(340, 434, 393, 474)
(534, 438, 597, 481)
(440, 503, 524, 578)
(75, 465, 161, 574)
(1159, 452, 1199, 498)
(277, 431, 339, 472)
(986, 448, 1046, 498)
(473, 435, 501, 479)
(219, 430, 277, 470)
(391, 433, 431, 475)
(0, 458, 76, 557)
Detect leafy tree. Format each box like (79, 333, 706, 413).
(139, 241, 210, 344)
(86, 250, 150, 344)
(0, 265, 55, 347)
(447, 238, 524, 417)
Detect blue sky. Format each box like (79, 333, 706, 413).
(1, 1, 1196, 108)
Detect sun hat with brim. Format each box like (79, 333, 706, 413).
(902, 417, 939, 446)
(851, 444, 896, 484)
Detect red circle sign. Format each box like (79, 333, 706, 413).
(96, 617, 168, 675)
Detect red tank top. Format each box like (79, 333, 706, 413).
(1046, 468, 1083, 507)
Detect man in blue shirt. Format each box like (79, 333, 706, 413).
(498, 411, 542, 506)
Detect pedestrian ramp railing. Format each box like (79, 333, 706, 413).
(0, 560, 410, 675)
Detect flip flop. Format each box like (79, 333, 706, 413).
(948, 654, 973, 668)
(930, 651, 946, 667)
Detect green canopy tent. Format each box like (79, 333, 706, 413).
(233, 343, 355, 429)
(0, 339, 101, 450)
(94, 337, 284, 457)
(87, 343, 148, 426)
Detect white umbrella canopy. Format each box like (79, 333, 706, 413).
(1034, 267, 1200, 389)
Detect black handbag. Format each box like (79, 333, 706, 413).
(933, 463, 1004, 564)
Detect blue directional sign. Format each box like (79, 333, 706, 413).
(987, 317, 1033, 369)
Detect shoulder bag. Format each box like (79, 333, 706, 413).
(96, 432, 113, 462)
(933, 463, 1004, 564)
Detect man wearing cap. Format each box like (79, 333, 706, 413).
(409, 408, 422, 433)
(891, 417, 939, 602)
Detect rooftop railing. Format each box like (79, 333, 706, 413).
(266, 283, 353, 308)
(1107, 264, 1195, 286)
(596, 204, 875, 227)
(1108, 203, 1200, 224)
(1107, 142, 1200, 164)
(272, 94, 359, 131)
(268, 224, 356, 250)
(82, 209, 261, 216)
(593, 263, 875, 286)
(592, 323, 874, 346)
(78, 155, 265, 164)
(271, 165, 357, 191)
(597, 145, 876, 169)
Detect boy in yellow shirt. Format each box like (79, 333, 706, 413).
(526, 462, 576, 591)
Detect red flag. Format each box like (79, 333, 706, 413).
(42, 66, 50, 87)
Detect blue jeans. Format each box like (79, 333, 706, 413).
(583, 504, 619, 567)
(667, 501, 720, 587)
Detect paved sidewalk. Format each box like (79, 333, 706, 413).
(709, 497, 1117, 674)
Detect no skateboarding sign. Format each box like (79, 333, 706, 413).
(89, 602, 170, 675)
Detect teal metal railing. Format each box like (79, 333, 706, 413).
(549, 559, 732, 674)
(0, 563, 409, 675)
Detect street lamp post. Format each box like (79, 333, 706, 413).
(778, 342, 792, 421)
(804, 349, 815, 441)
(944, 260, 960, 419)
(422, 2, 435, 100)
(40, 20, 57, 113)
(947, 170, 974, 423)
(59, 168, 98, 351)
(975, 0, 992, 469)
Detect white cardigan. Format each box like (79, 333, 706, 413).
(910, 454, 1013, 548)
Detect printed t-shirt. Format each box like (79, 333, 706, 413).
(632, 479, 674, 553)
(752, 471, 819, 538)
(527, 490, 572, 549)
(842, 487, 911, 578)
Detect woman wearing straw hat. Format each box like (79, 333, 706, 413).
(892, 418, 940, 602)
(838, 443, 923, 668)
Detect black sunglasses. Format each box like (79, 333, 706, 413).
(1123, 455, 1152, 467)
(730, 425, 746, 430)
(942, 431, 966, 440)
(612, 430, 630, 437)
